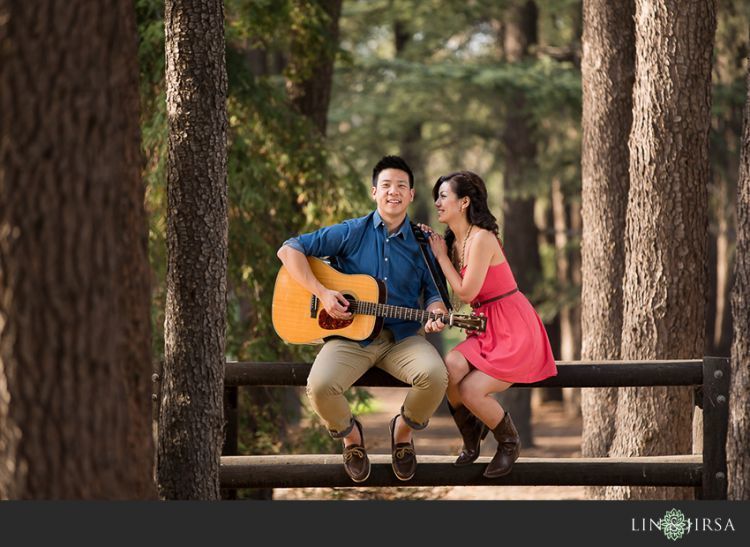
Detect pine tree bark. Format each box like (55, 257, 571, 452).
(158, 0, 228, 500)
(0, 0, 154, 498)
(579, 0, 634, 499)
(607, 0, 716, 500)
(727, 44, 750, 500)
(286, 0, 342, 135)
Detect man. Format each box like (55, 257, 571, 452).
(277, 155, 448, 483)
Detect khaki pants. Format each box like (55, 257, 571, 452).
(306, 330, 448, 437)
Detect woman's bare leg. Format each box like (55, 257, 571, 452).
(444, 350, 472, 407)
(457, 369, 513, 428)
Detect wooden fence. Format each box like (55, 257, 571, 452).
(219, 357, 729, 499)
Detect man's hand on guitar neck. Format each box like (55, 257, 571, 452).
(425, 302, 448, 334)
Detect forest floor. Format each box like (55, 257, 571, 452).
(274, 388, 586, 500)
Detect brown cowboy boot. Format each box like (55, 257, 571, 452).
(448, 403, 489, 466)
(483, 412, 520, 478)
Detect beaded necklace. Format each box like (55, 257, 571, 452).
(455, 224, 474, 272)
(450, 225, 473, 309)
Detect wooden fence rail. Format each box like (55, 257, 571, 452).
(219, 357, 729, 499)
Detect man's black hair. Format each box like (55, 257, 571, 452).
(371, 155, 414, 188)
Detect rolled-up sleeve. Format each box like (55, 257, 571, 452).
(281, 236, 306, 254)
(281, 222, 351, 258)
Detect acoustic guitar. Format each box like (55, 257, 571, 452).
(272, 257, 486, 344)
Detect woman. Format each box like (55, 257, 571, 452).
(419, 171, 557, 478)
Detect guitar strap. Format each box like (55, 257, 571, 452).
(410, 222, 453, 311)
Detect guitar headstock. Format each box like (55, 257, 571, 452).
(449, 312, 487, 333)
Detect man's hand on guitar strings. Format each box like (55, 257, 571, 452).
(318, 288, 352, 320)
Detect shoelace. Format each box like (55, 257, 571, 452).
(343, 447, 365, 461)
(394, 446, 415, 459)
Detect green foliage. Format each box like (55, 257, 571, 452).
(137, 0, 370, 369)
(136, 0, 168, 358)
(222, 16, 370, 366)
(227, 0, 342, 85)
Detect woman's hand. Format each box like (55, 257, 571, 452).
(428, 232, 448, 260)
(418, 223, 448, 260)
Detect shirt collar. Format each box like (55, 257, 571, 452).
(372, 210, 410, 239)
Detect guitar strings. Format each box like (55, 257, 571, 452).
(344, 299, 483, 331)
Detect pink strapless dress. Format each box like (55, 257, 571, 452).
(455, 249, 557, 383)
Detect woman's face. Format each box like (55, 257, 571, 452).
(434, 181, 467, 224)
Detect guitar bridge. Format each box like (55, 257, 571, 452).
(310, 295, 319, 318)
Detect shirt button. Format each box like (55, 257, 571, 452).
(385, 257, 389, 261)
(384, 277, 388, 281)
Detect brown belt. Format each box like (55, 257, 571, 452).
(471, 288, 519, 309)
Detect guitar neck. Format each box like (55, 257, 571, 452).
(349, 300, 443, 323)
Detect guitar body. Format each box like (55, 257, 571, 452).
(272, 257, 386, 344)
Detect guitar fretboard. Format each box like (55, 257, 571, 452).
(348, 300, 445, 323)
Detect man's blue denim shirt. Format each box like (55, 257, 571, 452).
(282, 210, 444, 344)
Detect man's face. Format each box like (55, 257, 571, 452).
(371, 168, 414, 219)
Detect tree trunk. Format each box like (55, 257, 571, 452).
(727, 43, 750, 500)
(712, 176, 733, 355)
(496, 0, 539, 447)
(534, 202, 562, 405)
(286, 0, 342, 135)
(552, 180, 582, 417)
(607, 0, 716, 500)
(158, 0, 228, 500)
(552, 179, 575, 363)
(0, 0, 154, 498)
(579, 0, 634, 500)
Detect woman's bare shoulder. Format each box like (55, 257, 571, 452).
(474, 228, 500, 246)
(474, 228, 504, 263)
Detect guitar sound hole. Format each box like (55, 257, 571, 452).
(318, 294, 356, 330)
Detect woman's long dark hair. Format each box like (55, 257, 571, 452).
(432, 171, 500, 261)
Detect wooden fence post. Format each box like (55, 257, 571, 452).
(700, 356, 730, 499)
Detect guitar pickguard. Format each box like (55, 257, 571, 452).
(318, 309, 354, 330)
(318, 293, 356, 330)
